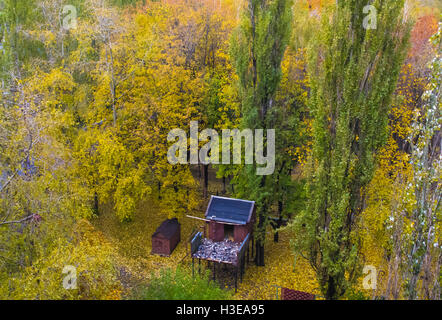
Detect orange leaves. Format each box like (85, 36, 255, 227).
(408, 15, 438, 62)
(306, 0, 333, 11)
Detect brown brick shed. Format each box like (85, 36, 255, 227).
(205, 196, 255, 243)
(151, 218, 181, 256)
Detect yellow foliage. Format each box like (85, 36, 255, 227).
(1, 220, 122, 300)
(358, 62, 425, 297)
(92, 195, 319, 300)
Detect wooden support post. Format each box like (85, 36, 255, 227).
(243, 254, 246, 281)
(247, 243, 249, 264)
(198, 259, 201, 275)
(213, 261, 216, 281)
(207, 261, 210, 283)
(192, 258, 194, 278)
(235, 265, 238, 293)
(240, 258, 243, 283)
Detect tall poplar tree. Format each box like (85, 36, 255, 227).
(404, 24, 441, 300)
(231, 0, 293, 266)
(292, 0, 410, 299)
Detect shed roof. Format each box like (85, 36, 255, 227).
(205, 196, 255, 225)
(152, 218, 180, 239)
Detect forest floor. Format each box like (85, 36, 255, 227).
(92, 167, 379, 300)
(93, 200, 320, 299)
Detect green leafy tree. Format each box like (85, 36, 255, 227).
(231, 0, 293, 266)
(292, 0, 410, 299)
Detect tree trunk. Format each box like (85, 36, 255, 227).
(326, 277, 337, 300)
(273, 230, 279, 243)
(255, 240, 265, 266)
(203, 164, 209, 198)
(255, 206, 266, 266)
(158, 181, 162, 200)
(93, 192, 99, 215)
(274, 201, 283, 243)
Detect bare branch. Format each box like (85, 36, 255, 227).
(0, 214, 34, 226)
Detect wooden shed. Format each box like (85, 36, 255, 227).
(205, 196, 255, 243)
(151, 218, 181, 256)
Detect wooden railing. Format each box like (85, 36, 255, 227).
(190, 231, 203, 255)
(236, 233, 250, 266)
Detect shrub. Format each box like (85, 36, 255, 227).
(344, 288, 370, 300)
(132, 267, 232, 300)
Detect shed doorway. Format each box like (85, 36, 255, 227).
(224, 224, 234, 241)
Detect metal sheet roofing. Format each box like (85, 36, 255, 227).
(205, 196, 255, 225)
(152, 218, 180, 239)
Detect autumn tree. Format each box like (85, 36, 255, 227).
(231, 0, 293, 266)
(358, 11, 439, 300)
(404, 23, 441, 300)
(292, 0, 410, 299)
(0, 0, 121, 299)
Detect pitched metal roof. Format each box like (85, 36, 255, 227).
(152, 218, 180, 239)
(205, 196, 255, 225)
